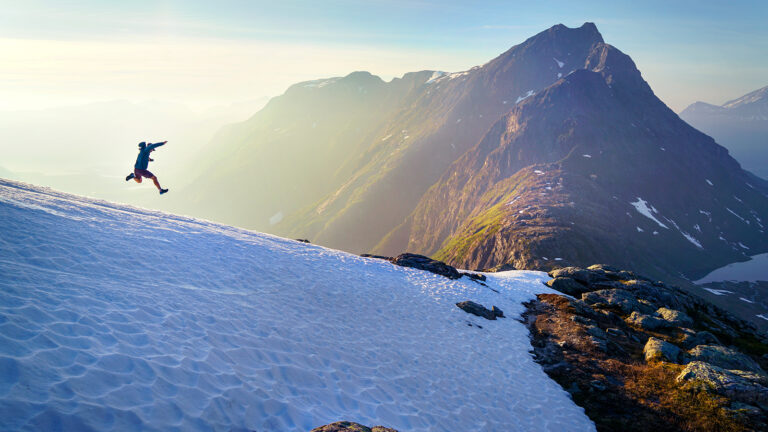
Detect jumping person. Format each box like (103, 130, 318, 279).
(125, 141, 169, 194)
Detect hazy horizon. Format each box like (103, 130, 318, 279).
(1, 1, 766, 113)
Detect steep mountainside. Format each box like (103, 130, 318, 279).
(378, 43, 768, 291)
(680, 85, 768, 179)
(182, 23, 605, 252)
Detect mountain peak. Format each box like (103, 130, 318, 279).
(722, 85, 768, 109)
(544, 22, 604, 44)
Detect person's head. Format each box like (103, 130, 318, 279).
(138, 142, 146, 150)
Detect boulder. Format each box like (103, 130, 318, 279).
(625, 311, 666, 330)
(680, 331, 720, 349)
(687, 345, 766, 375)
(656, 307, 693, 326)
(643, 337, 681, 363)
(606, 328, 625, 338)
(456, 301, 504, 320)
(546, 277, 590, 296)
(582, 289, 641, 314)
(390, 253, 461, 279)
(549, 267, 593, 284)
(311, 422, 398, 432)
(676, 361, 768, 405)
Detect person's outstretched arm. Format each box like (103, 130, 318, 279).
(147, 141, 168, 151)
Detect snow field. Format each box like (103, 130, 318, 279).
(0, 179, 594, 431)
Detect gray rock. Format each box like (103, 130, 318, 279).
(549, 267, 593, 285)
(586, 325, 607, 339)
(390, 253, 461, 279)
(625, 311, 666, 330)
(456, 301, 504, 320)
(571, 315, 595, 326)
(681, 331, 721, 350)
(582, 289, 651, 314)
(687, 345, 766, 375)
(588, 264, 621, 273)
(676, 361, 768, 405)
(643, 337, 681, 363)
(656, 307, 693, 326)
(589, 336, 608, 352)
(606, 328, 625, 337)
(546, 277, 589, 296)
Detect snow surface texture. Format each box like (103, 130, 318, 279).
(0, 179, 594, 432)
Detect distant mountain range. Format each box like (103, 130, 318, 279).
(180, 23, 768, 325)
(680, 86, 768, 179)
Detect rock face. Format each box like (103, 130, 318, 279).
(524, 264, 768, 431)
(456, 301, 505, 320)
(643, 337, 681, 362)
(676, 362, 768, 405)
(388, 253, 462, 279)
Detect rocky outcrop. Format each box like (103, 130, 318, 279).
(625, 311, 666, 330)
(311, 421, 398, 432)
(676, 362, 768, 405)
(656, 307, 693, 327)
(582, 289, 649, 314)
(687, 345, 766, 375)
(545, 277, 591, 296)
(389, 253, 462, 279)
(456, 301, 504, 320)
(523, 264, 768, 431)
(643, 337, 681, 363)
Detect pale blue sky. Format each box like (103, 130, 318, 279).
(1, 0, 765, 111)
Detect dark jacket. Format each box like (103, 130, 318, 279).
(134, 142, 165, 170)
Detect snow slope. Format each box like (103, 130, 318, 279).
(0, 179, 594, 431)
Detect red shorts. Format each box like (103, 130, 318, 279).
(134, 168, 154, 178)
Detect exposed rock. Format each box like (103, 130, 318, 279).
(360, 253, 393, 260)
(625, 311, 665, 330)
(389, 253, 461, 279)
(643, 337, 681, 363)
(587, 264, 621, 273)
(295, 238, 311, 243)
(461, 272, 487, 282)
(676, 361, 768, 405)
(582, 289, 651, 314)
(549, 267, 596, 285)
(546, 277, 591, 296)
(571, 315, 595, 326)
(311, 421, 398, 432)
(687, 345, 767, 375)
(456, 301, 504, 320)
(605, 328, 625, 338)
(655, 307, 693, 326)
(586, 325, 607, 340)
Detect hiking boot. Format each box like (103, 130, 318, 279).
(125, 173, 135, 181)
(159, 188, 169, 195)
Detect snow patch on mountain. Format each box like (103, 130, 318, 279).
(630, 198, 669, 229)
(0, 179, 594, 432)
(516, 90, 536, 104)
